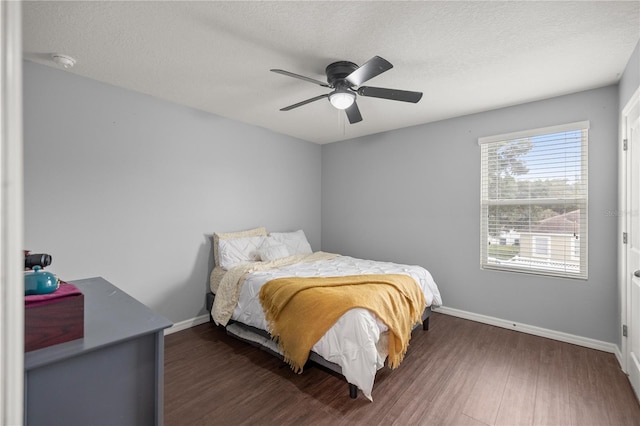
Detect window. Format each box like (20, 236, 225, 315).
(571, 237, 580, 260)
(480, 121, 588, 279)
(532, 236, 550, 258)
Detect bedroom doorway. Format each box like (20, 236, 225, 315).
(623, 87, 640, 402)
(0, 0, 25, 422)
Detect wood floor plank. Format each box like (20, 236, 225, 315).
(495, 334, 540, 426)
(409, 354, 482, 425)
(461, 327, 518, 425)
(378, 317, 483, 423)
(531, 338, 573, 426)
(164, 313, 640, 425)
(412, 323, 508, 425)
(450, 412, 492, 426)
(590, 349, 640, 426)
(565, 344, 614, 426)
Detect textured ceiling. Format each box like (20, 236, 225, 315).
(22, 1, 640, 144)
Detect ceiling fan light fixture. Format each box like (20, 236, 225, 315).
(329, 90, 355, 110)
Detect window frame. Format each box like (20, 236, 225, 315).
(479, 121, 589, 280)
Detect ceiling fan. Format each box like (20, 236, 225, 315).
(271, 56, 422, 124)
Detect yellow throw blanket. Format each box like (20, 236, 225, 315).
(259, 274, 426, 373)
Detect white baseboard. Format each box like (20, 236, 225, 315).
(164, 314, 210, 335)
(615, 345, 624, 369)
(165, 307, 623, 364)
(432, 306, 619, 355)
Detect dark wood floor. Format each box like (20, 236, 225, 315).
(164, 313, 640, 425)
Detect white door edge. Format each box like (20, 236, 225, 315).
(621, 86, 640, 402)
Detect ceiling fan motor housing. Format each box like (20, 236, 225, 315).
(325, 61, 359, 87)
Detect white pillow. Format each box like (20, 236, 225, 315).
(258, 238, 290, 262)
(213, 227, 267, 268)
(269, 230, 312, 255)
(218, 235, 265, 270)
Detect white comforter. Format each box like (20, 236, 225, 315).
(216, 254, 441, 401)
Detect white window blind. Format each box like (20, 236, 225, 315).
(479, 121, 588, 279)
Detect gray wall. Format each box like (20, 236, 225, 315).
(23, 61, 321, 324)
(619, 41, 639, 112)
(24, 46, 635, 343)
(322, 85, 619, 343)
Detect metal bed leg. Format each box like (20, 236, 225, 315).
(423, 317, 429, 331)
(349, 383, 357, 399)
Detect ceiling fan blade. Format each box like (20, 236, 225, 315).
(280, 94, 329, 111)
(357, 86, 423, 103)
(345, 56, 393, 87)
(271, 69, 330, 87)
(345, 101, 363, 124)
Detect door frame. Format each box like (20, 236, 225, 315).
(0, 0, 24, 423)
(620, 86, 640, 375)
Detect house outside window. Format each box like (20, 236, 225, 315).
(571, 236, 580, 260)
(479, 121, 588, 279)
(532, 236, 550, 258)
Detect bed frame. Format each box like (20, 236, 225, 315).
(205, 291, 430, 399)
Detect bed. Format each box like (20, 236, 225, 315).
(207, 227, 442, 401)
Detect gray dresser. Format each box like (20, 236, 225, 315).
(24, 277, 172, 425)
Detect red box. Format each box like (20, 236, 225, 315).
(25, 282, 84, 352)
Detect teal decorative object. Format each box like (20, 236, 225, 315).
(24, 266, 59, 296)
